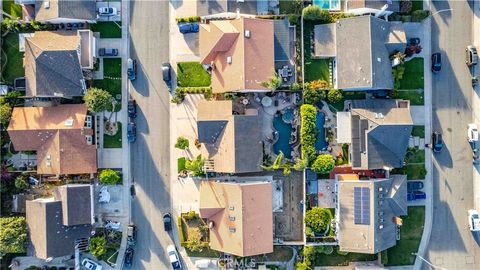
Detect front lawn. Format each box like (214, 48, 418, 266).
(313, 247, 377, 266)
(383, 206, 425, 266)
(1, 33, 25, 84)
(103, 122, 122, 148)
(90, 22, 122, 38)
(177, 62, 211, 87)
(393, 90, 424, 105)
(252, 246, 293, 262)
(411, 126, 425, 138)
(177, 157, 186, 173)
(2, 0, 22, 18)
(92, 58, 122, 111)
(185, 247, 221, 258)
(405, 148, 425, 164)
(305, 58, 330, 83)
(399, 58, 424, 90)
(392, 164, 426, 180)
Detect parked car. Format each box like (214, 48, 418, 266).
(98, 48, 119, 57)
(167, 245, 182, 270)
(468, 209, 480, 231)
(162, 63, 172, 88)
(127, 122, 136, 143)
(407, 191, 426, 201)
(408, 37, 421, 46)
(82, 258, 102, 270)
(407, 181, 424, 191)
(431, 53, 442, 73)
(127, 224, 137, 246)
(130, 184, 136, 197)
(466, 45, 478, 67)
(432, 132, 443, 153)
(178, 23, 199, 34)
(127, 58, 137, 81)
(163, 213, 172, 231)
(124, 247, 134, 267)
(468, 123, 479, 142)
(98, 7, 117, 16)
(128, 99, 137, 118)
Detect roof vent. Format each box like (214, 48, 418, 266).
(44, 1, 50, 9)
(227, 56, 232, 64)
(377, 57, 382, 62)
(64, 119, 74, 127)
(46, 161, 51, 167)
(229, 216, 235, 221)
(229, 227, 236, 233)
(245, 30, 251, 38)
(229, 206, 235, 211)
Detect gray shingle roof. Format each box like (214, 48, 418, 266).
(197, 120, 228, 144)
(53, 185, 93, 226)
(35, 0, 96, 22)
(274, 18, 291, 61)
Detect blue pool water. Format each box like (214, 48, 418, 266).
(315, 112, 328, 151)
(273, 115, 293, 159)
(313, 0, 340, 10)
(282, 109, 294, 123)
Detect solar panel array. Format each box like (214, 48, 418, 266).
(354, 187, 371, 225)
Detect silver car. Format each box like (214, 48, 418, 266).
(466, 45, 478, 67)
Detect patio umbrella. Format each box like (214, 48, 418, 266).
(261, 96, 273, 107)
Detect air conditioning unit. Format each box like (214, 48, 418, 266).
(227, 56, 232, 64)
(245, 30, 251, 38)
(86, 135, 93, 145)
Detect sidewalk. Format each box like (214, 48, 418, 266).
(472, 0, 480, 212)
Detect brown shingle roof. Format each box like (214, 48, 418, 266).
(199, 181, 273, 257)
(24, 31, 85, 97)
(199, 17, 274, 93)
(7, 104, 97, 175)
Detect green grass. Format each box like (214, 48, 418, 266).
(103, 122, 122, 148)
(399, 58, 424, 90)
(329, 91, 366, 111)
(405, 148, 425, 164)
(392, 164, 426, 180)
(2, 0, 22, 18)
(412, 0, 424, 12)
(93, 58, 122, 112)
(411, 126, 425, 138)
(1, 33, 25, 84)
(383, 206, 425, 266)
(313, 247, 377, 266)
(178, 157, 186, 173)
(185, 247, 221, 258)
(305, 58, 330, 83)
(90, 22, 122, 38)
(177, 62, 211, 87)
(393, 90, 424, 105)
(252, 246, 293, 262)
(279, 0, 297, 14)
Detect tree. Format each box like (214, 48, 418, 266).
(0, 217, 27, 258)
(0, 103, 12, 126)
(327, 89, 343, 103)
(295, 261, 310, 270)
(305, 207, 331, 233)
(175, 136, 189, 150)
(83, 87, 113, 113)
(311, 154, 335, 174)
(289, 82, 301, 91)
(15, 174, 29, 191)
(300, 104, 318, 164)
(302, 6, 332, 23)
(260, 72, 282, 92)
(262, 151, 292, 176)
(99, 169, 121, 185)
(185, 228, 204, 252)
(185, 155, 205, 177)
(4, 91, 22, 106)
(89, 236, 106, 258)
(293, 158, 308, 171)
(303, 88, 325, 105)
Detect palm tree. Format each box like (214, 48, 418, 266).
(260, 72, 282, 93)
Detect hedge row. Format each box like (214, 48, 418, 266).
(176, 16, 201, 23)
(300, 104, 318, 164)
(177, 216, 185, 243)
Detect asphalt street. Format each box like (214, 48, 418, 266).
(424, 1, 480, 268)
(128, 0, 172, 269)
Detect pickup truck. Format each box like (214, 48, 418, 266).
(468, 209, 480, 231)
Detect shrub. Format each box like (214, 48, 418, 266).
(176, 16, 201, 23)
(0, 217, 27, 257)
(323, 245, 334, 254)
(89, 236, 106, 258)
(185, 155, 205, 177)
(15, 174, 29, 190)
(303, 88, 325, 105)
(288, 14, 299, 25)
(305, 226, 315, 239)
(305, 207, 331, 233)
(302, 6, 332, 23)
(84, 87, 113, 113)
(183, 210, 198, 221)
(412, 10, 430, 22)
(327, 89, 343, 103)
(307, 79, 329, 90)
(293, 158, 308, 171)
(290, 82, 301, 91)
(185, 227, 203, 252)
(177, 217, 185, 243)
(300, 104, 318, 163)
(173, 87, 213, 103)
(99, 169, 121, 185)
(311, 154, 335, 174)
(392, 65, 405, 90)
(175, 136, 189, 150)
(0, 103, 12, 126)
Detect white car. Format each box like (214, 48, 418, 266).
(82, 258, 102, 270)
(98, 7, 117, 16)
(468, 123, 479, 142)
(468, 209, 480, 231)
(167, 245, 182, 270)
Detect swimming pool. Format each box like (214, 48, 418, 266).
(315, 111, 328, 151)
(282, 108, 294, 123)
(273, 115, 293, 159)
(313, 0, 340, 10)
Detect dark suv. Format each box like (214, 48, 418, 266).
(128, 99, 137, 118)
(431, 53, 442, 73)
(432, 132, 443, 153)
